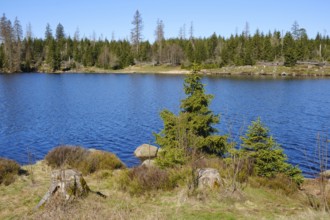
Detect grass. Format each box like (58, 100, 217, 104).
(0, 161, 50, 219)
(0, 160, 329, 219)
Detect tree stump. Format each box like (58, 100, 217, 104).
(36, 169, 90, 209)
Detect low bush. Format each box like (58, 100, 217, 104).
(84, 150, 124, 173)
(45, 146, 87, 168)
(118, 166, 179, 195)
(249, 173, 299, 195)
(0, 157, 20, 185)
(45, 145, 125, 174)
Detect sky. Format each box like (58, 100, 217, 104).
(1, 0, 329, 41)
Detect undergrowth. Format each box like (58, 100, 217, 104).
(117, 165, 192, 195)
(0, 157, 20, 185)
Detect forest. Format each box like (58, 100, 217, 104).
(0, 11, 330, 73)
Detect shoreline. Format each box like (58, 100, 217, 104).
(39, 65, 330, 78)
(2, 64, 330, 78)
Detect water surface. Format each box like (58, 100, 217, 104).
(0, 73, 329, 177)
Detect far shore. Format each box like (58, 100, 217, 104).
(3, 64, 330, 78)
(57, 64, 330, 78)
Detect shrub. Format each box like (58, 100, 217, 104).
(118, 166, 176, 195)
(45, 146, 87, 168)
(249, 174, 300, 195)
(84, 150, 124, 173)
(0, 157, 20, 185)
(45, 145, 125, 174)
(167, 166, 193, 188)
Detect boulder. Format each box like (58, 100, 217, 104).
(35, 169, 90, 209)
(196, 168, 221, 189)
(320, 170, 330, 179)
(134, 144, 158, 159)
(141, 159, 155, 167)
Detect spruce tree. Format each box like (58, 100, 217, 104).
(283, 32, 297, 67)
(45, 23, 53, 40)
(241, 118, 303, 185)
(55, 23, 65, 41)
(155, 63, 228, 167)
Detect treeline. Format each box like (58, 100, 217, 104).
(0, 14, 330, 73)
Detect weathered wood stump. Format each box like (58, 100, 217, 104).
(36, 169, 90, 209)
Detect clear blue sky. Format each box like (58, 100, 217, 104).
(1, 0, 329, 41)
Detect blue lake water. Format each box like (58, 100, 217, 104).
(0, 73, 329, 177)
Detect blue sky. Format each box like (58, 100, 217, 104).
(1, 0, 329, 41)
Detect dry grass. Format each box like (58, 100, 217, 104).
(0, 160, 50, 219)
(0, 157, 21, 185)
(0, 160, 329, 220)
(45, 145, 125, 175)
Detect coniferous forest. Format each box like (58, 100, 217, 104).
(0, 12, 330, 73)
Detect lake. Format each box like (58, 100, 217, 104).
(0, 73, 329, 177)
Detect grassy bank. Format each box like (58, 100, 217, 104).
(204, 65, 330, 77)
(38, 64, 330, 77)
(41, 64, 190, 75)
(0, 160, 329, 220)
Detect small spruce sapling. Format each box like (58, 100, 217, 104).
(241, 118, 303, 185)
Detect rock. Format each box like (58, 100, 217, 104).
(134, 144, 158, 159)
(320, 170, 330, 178)
(196, 168, 221, 189)
(35, 169, 90, 209)
(141, 159, 155, 167)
